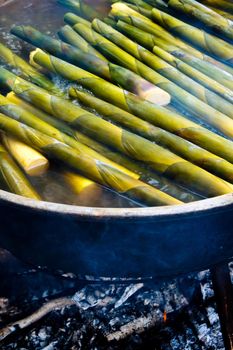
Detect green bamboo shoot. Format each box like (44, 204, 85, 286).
(28, 49, 233, 164)
(167, 0, 233, 41)
(11, 25, 170, 105)
(7, 92, 200, 202)
(199, 0, 233, 14)
(58, 25, 108, 60)
(151, 7, 233, 65)
(0, 67, 231, 197)
(64, 12, 92, 27)
(0, 42, 62, 96)
(75, 19, 233, 136)
(208, 7, 233, 21)
(116, 0, 153, 10)
(116, 20, 233, 103)
(0, 113, 182, 206)
(111, 2, 233, 75)
(0, 92, 137, 180)
(73, 89, 233, 183)
(116, 21, 233, 90)
(58, 0, 108, 20)
(126, 3, 153, 18)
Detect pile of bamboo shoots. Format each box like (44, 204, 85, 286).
(0, 0, 233, 207)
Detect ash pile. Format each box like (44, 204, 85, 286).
(0, 248, 228, 350)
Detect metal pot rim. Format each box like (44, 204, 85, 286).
(0, 189, 232, 219)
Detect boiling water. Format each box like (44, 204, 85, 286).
(0, 0, 141, 207)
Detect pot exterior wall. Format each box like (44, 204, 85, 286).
(0, 199, 232, 278)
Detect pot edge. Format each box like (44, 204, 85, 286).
(0, 189, 232, 219)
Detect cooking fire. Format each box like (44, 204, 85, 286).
(0, 248, 232, 349)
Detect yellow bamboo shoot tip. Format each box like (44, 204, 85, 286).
(64, 172, 102, 201)
(29, 48, 44, 69)
(2, 134, 49, 176)
(139, 83, 171, 106)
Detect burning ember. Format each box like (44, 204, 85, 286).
(163, 310, 167, 323)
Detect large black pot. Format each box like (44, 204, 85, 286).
(0, 0, 233, 279)
(0, 191, 232, 278)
